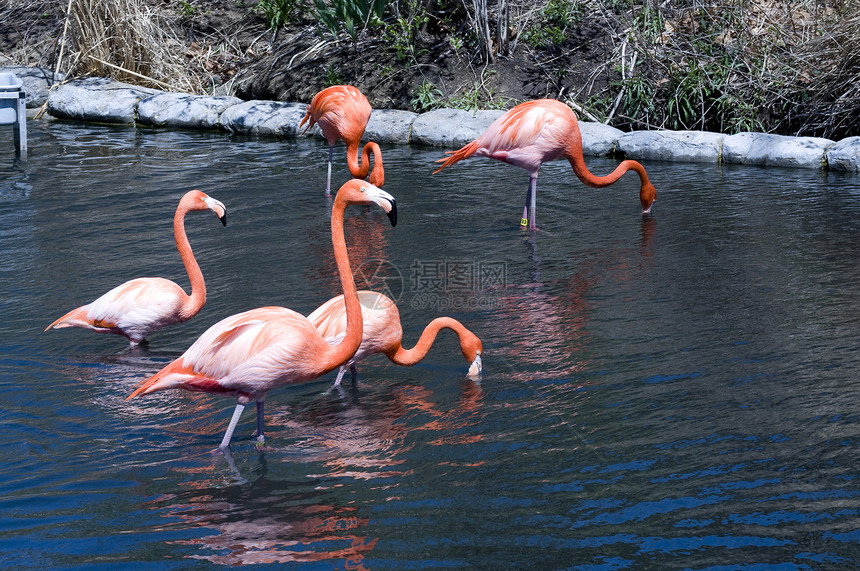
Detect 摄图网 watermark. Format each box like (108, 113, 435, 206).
(355, 259, 507, 310)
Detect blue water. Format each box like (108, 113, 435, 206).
(1, 120, 858, 569)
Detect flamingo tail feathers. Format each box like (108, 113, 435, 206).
(44, 306, 91, 331)
(432, 140, 480, 174)
(126, 359, 207, 400)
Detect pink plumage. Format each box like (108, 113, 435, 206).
(434, 99, 657, 230)
(127, 180, 398, 452)
(308, 291, 483, 388)
(45, 190, 227, 346)
(301, 85, 384, 194)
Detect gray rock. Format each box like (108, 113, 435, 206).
(723, 132, 833, 169)
(0, 65, 64, 107)
(138, 92, 242, 129)
(617, 129, 724, 163)
(219, 100, 307, 137)
(826, 136, 860, 172)
(579, 121, 623, 156)
(411, 108, 505, 148)
(366, 109, 418, 144)
(47, 77, 158, 124)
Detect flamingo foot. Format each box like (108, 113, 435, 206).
(254, 434, 274, 453)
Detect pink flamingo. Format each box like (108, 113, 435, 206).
(308, 290, 483, 388)
(433, 98, 657, 230)
(45, 190, 227, 347)
(300, 85, 384, 195)
(126, 180, 397, 451)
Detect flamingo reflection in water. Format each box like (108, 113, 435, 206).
(138, 378, 484, 567)
(148, 468, 378, 567)
(496, 220, 656, 382)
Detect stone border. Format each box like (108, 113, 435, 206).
(6, 67, 860, 172)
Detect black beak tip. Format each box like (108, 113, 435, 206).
(387, 200, 397, 227)
(220, 215, 227, 226)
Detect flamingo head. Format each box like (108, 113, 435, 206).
(461, 332, 483, 378)
(640, 182, 656, 215)
(184, 190, 227, 226)
(336, 179, 397, 227)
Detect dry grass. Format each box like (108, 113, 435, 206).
(67, 0, 196, 92)
(584, 0, 858, 137)
(3, 0, 857, 136)
(792, 8, 860, 137)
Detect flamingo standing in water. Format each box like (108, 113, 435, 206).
(308, 290, 483, 388)
(300, 85, 385, 195)
(126, 180, 397, 451)
(433, 98, 656, 230)
(45, 190, 227, 347)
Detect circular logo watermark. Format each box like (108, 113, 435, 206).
(355, 259, 404, 304)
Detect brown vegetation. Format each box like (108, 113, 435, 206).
(1, 0, 857, 138)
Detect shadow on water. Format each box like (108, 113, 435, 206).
(1, 121, 859, 568)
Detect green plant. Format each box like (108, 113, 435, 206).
(522, 0, 585, 47)
(618, 71, 656, 126)
(411, 80, 443, 112)
(314, 0, 386, 38)
(323, 66, 343, 86)
(257, 0, 301, 31)
(177, 0, 198, 18)
(447, 72, 514, 112)
(383, 9, 429, 63)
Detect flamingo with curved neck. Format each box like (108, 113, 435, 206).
(45, 190, 227, 346)
(308, 291, 483, 388)
(300, 85, 385, 194)
(126, 180, 397, 451)
(433, 98, 656, 230)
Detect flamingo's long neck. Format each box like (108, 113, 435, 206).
(345, 140, 369, 179)
(387, 317, 469, 366)
(566, 145, 651, 190)
(346, 141, 384, 185)
(364, 142, 384, 186)
(175, 204, 205, 321)
(320, 198, 364, 373)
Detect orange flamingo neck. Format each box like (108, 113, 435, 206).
(387, 317, 474, 366)
(565, 149, 647, 188)
(346, 141, 384, 186)
(320, 196, 364, 373)
(175, 202, 205, 321)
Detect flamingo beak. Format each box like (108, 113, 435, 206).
(641, 197, 654, 215)
(386, 199, 397, 227)
(467, 353, 482, 378)
(204, 197, 228, 226)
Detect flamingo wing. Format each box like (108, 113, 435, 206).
(434, 99, 577, 173)
(308, 291, 402, 363)
(47, 277, 186, 341)
(301, 85, 371, 145)
(128, 306, 333, 399)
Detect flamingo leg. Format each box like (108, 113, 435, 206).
(325, 366, 348, 396)
(521, 188, 530, 227)
(349, 364, 358, 385)
(217, 402, 246, 451)
(521, 172, 538, 230)
(333, 366, 347, 388)
(255, 400, 266, 447)
(326, 145, 334, 196)
(529, 172, 538, 231)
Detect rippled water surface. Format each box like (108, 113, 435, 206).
(1, 121, 859, 570)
